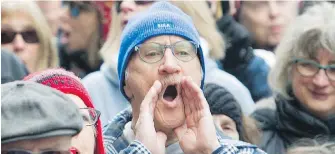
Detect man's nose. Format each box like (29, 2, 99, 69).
(312, 69, 331, 88)
(12, 35, 26, 53)
(120, 1, 136, 14)
(158, 48, 181, 75)
(269, 1, 279, 19)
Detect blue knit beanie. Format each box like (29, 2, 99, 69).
(118, 1, 206, 100)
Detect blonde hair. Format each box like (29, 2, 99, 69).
(287, 138, 335, 154)
(170, 1, 225, 60)
(100, 4, 122, 68)
(100, 1, 226, 67)
(1, 1, 59, 73)
(269, 2, 335, 98)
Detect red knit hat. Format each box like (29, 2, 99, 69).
(23, 68, 105, 154)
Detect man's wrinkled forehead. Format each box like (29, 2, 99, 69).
(142, 35, 187, 44)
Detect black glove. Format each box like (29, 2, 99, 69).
(216, 2, 255, 69)
(220, 0, 230, 15)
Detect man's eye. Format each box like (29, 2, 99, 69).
(223, 127, 232, 131)
(179, 51, 190, 56)
(145, 51, 160, 57)
(82, 114, 90, 122)
(175, 50, 190, 56)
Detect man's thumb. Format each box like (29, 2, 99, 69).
(156, 132, 167, 154)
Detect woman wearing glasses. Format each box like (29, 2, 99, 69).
(1, 1, 58, 73)
(24, 69, 105, 154)
(252, 3, 335, 154)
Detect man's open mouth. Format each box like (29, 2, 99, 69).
(163, 85, 178, 102)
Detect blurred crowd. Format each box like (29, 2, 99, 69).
(1, 1, 334, 154)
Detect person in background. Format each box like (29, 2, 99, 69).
(1, 81, 83, 154)
(36, 1, 65, 37)
(215, 0, 272, 102)
(59, 1, 104, 78)
(1, 49, 28, 84)
(24, 68, 105, 154)
(1, 1, 58, 73)
(103, 2, 266, 153)
(252, 2, 335, 154)
(234, 0, 299, 51)
(205, 83, 260, 145)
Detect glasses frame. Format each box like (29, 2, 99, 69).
(79, 108, 101, 126)
(292, 58, 335, 81)
(134, 41, 199, 64)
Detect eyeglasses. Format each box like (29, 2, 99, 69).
(1, 30, 39, 44)
(116, 0, 155, 13)
(134, 41, 199, 64)
(79, 108, 101, 126)
(2, 150, 71, 154)
(292, 58, 335, 81)
(62, 1, 96, 17)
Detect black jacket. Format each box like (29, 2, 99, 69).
(216, 14, 272, 102)
(252, 96, 335, 154)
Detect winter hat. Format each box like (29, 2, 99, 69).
(204, 83, 244, 140)
(1, 81, 83, 144)
(23, 68, 105, 154)
(118, 1, 206, 100)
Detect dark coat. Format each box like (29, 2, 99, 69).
(252, 96, 335, 154)
(216, 15, 272, 102)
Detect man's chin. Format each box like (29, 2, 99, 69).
(154, 107, 185, 130)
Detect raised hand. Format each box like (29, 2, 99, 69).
(134, 80, 167, 154)
(174, 76, 220, 154)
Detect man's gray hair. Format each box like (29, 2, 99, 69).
(269, 2, 335, 98)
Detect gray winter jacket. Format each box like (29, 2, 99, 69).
(82, 64, 129, 126)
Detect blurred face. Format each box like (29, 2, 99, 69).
(119, 0, 155, 29)
(213, 115, 239, 140)
(239, 1, 299, 48)
(60, 2, 98, 52)
(67, 94, 95, 154)
(1, 12, 40, 73)
(2, 136, 72, 153)
(292, 49, 335, 119)
(37, 1, 65, 36)
(124, 35, 202, 134)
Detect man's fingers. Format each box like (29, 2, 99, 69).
(184, 76, 208, 110)
(174, 123, 187, 140)
(156, 131, 167, 153)
(141, 80, 162, 113)
(181, 88, 191, 115)
(182, 77, 196, 113)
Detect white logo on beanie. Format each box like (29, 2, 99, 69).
(158, 23, 171, 28)
(155, 22, 174, 29)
